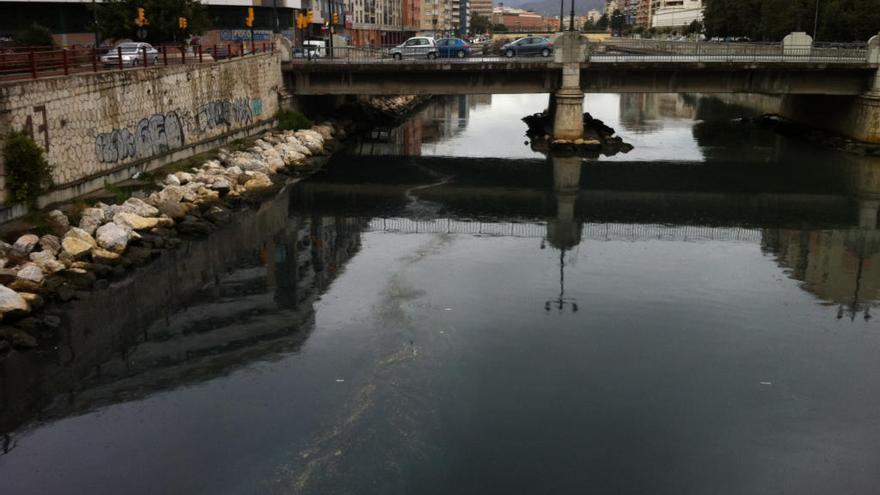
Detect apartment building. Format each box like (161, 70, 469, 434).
(451, 0, 468, 37)
(421, 0, 454, 35)
(350, 0, 406, 46)
(635, 0, 652, 27)
(650, 0, 702, 28)
(470, 0, 492, 20)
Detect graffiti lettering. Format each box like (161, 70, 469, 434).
(95, 112, 185, 164)
(194, 97, 255, 133)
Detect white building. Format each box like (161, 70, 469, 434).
(604, 0, 620, 15)
(587, 9, 601, 23)
(650, 0, 703, 28)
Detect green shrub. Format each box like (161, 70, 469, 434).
(14, 23, 55, 47)
(276, 110, 313, 132)
(2, 132, 53, 205)
(103, 181, 130, 203)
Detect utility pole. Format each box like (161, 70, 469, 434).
(812, 0, 820, 40)
(92, 0, 100, 47)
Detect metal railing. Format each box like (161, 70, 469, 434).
(288, 43, 554, 64)
(591, 39, 869, 64)
(287, 39, 871, 65)
(366, 217, 763, 243)
(0, 42, 275, 81)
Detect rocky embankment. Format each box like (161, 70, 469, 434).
(0, 123, 341, 353)
(523, 111, 634, 157)
(349, 95, 430, 123)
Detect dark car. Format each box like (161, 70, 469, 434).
(437, 38, 471, 58)
(500, 36, 554, 58)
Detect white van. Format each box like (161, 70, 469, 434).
(293, 40, 326, 58)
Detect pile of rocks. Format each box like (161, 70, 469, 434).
(523, 111, 634, 157)
(0, 123, 337, 351)
(358, 95, 428, 121)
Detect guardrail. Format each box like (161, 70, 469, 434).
(288, 44, 554, 64)
(593, 39, 869, 64)
(287, 39, 871, 65)
(0, 43, 275, 81)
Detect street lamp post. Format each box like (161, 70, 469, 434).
(560, 0, 564, 32)
(569, 0, 575, 31)
(812, 0, 820, 40)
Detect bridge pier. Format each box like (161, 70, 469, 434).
(781, 33, 880, 144)
(551, 32, 587, 141)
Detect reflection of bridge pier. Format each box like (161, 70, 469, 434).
(545, 155, 584, 313)
(859, 200, 879, 230)
(547, 155, 584, 250)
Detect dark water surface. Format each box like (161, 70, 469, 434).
(2, 94, 880, 495)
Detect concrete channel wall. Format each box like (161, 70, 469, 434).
(0, 53, 283, 221)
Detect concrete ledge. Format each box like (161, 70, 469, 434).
(0, 118, 276, 224)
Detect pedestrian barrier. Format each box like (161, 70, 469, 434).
(0, 42, 275, 81)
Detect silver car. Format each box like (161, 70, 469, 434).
(389, 37, 437, 60)
(101, 42, 160, 67)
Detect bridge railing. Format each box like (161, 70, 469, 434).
(366, 217, 763, 243)
(288, 44, 554, 64)
(590, 39, 869, 64)
(0, 42, 274, 81)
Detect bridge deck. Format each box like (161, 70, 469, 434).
(285, 59, 876, 95)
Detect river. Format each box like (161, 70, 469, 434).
(1, 93, 879, 495)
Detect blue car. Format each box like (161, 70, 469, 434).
(500, 36, 554, 58)
(436, 38, 471, 58)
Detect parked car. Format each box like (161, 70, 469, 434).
(389, 37, 437, 60)
(100, 42, 159, 67)
(500, 36, 553, 58)
(436, 37, 471, 58)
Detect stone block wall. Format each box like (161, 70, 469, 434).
(0, 53, 282, 207)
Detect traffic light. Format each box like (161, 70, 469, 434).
(135, 7, 148, 27)
(332, 12, 339, 25)
(307, 9, 314, 24)
(178, 17, 188, 29)
(246, 7, 255, 28)
(296, 13, 306, 29)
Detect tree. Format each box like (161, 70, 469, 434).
(703, 0, 879, 41)
(610, 9, 625, 35)
(13, 23, 55, 47)
(686, 19, 703, 36)
(93, 0, 212, 44)
(471, 13, 491, 35)
(596, 14, 609, 31)
(492, 23, 509, 33)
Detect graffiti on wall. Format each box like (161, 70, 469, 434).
(95, 97, 264, 164)
(194, 97, 259, 133)
(96, 112, 185, 164)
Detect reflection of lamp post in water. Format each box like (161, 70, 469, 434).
(837, 242, 872, 322)
(544, 155, 584, 313)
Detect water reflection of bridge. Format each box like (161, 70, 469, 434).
(367, 218, 763, 243)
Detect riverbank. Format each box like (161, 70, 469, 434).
(0, 93, 433, 356)
(0, 121, 345, 354)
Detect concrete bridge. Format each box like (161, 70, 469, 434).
(285, 32, 880, 143)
